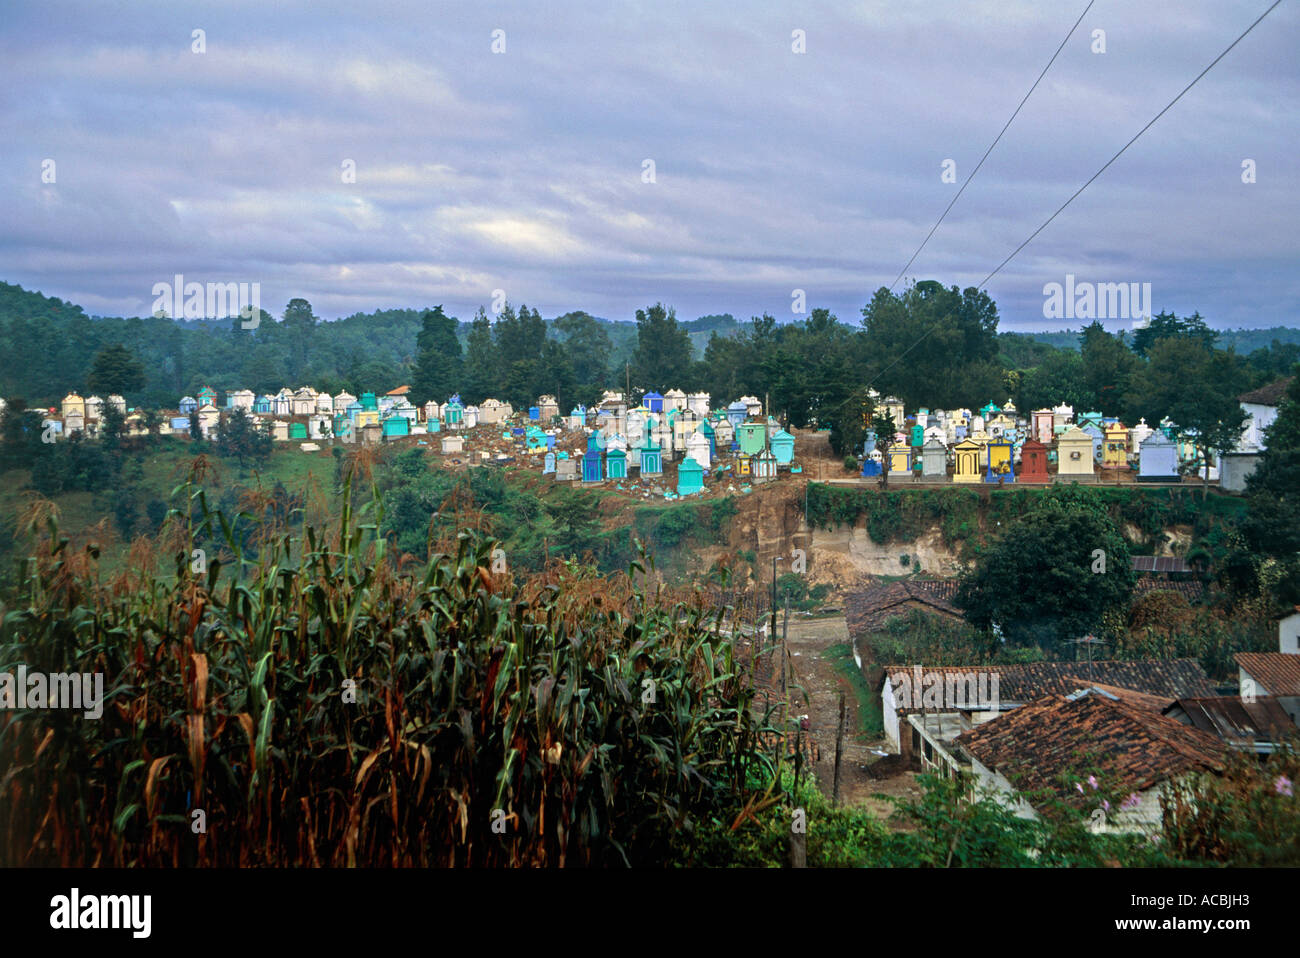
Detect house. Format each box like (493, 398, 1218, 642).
(920, 437, 947, 479)
(725, 401, 748, 427)
(315, 392, 333, 415)
(877, 396, 905, 430)
(443, 397, 464, 427)
(355, 393, 380, 428)
(254, 394, 273, 415)
(985, 439, 1014, 483)
(537, 395, 560, 421)
(334, 391, 357, 416)
(441, 434, 464, 456)
(555, 455, 578, 482)
(736, 421, 766, 456)
(196, 403, 220, 438)
(606, 447, 628, 480)
(886, 447, 912, 481)
(1236, 652, 1300, 726)
(270, 420, 290, 442)
(954, 688, 1224, 831)
(698, 419, 717, 460)
(582, 447, 603, 483)
(880, 657, 1216, 756)
(480, 398, 511, 424)
(178, 395, 198, 415)
(952, 438, 982, 483)
(770, 429, 795, 465)
(1236, 376, 1292, 452)
(462, 405, 479, 429)
(664, 388, 688, 413)
(381, 415, 409, 439)
(1128, 418, 1153, 459)
(640, 439, 663, 477)
(1220, 451, 1260, 492)
(308, 413, 332, 439)
(105, 394, 127, 415)
(686, 430, 711, 469)
(643, 391, 664, 413)
(687, 392, 711, 416)
(1052, 404, 1074, 432)
(226, 389, 255, 411)
(713, 417, 735, 448)
(1163, 696, 1296, 754)
(543, 451, 556, 474)
(1055, 426, 1095, 479)
(60, 392, 86, 422)
(740, 395, 763, 418)
(754, 448, 778, 480)
(568, 406, 587, 430)
(289, 421, 309, 441)
(1281, 609, 1300, 655)
(423, 400, 441, 423)
(196, 386, 216, 407)
(1136, 432, 1179, 482)
(1102, 422, 1129, 469)
(1019, 438, 1050, 483)
(677, 457, 704, 495)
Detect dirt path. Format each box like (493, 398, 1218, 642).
(777, 613, 922, 820)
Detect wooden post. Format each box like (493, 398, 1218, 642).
(833, 692, 846, 807)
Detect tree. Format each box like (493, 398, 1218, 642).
(860, 281, 999, 409)
(462, 308, 497, 404)
(99, 402, 127, 450)
(870, 409, 899, 490)
(217, 408, 272, 467)
(1242, 369, 1300, 604)
(410, 306, 463, 404)
(955, 493, 1137, 654)
(631, 303, 693, 390)
(553, 311, 612, 392)
(1131, 310, 1217, 358)
(1078, 322, 1139, 417)
(829, 387, 874, 458)
(1125, 337, 1246, 495)
(86, 343, 146, 397)
(281, 298, 317, 381)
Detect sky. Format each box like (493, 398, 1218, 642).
(3, 0, 1298, 331)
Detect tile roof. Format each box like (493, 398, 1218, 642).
(1237, 377, 1293, 406)
(1235, 652, 1300, 696)
(1165, 696, 1296, 745)
(845, 580, 963, 634)
(956, 690, 1225, 804)
(1133, 576, 1206, 602)
(882, 659, 1215, 713)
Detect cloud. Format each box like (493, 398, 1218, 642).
(1, 0, 1296, 329)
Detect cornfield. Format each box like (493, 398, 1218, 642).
(0, 470, 791, 866)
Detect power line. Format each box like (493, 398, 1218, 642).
(978, 0, 1284, 288)
(888, 0, 1096, 293)
(867, 0, 1284, 389)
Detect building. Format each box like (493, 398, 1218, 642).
(1136, 432, 1179, 482)
(736, 421, 766, 456)
(919, 437, 947, 479)
(770, 429, 795, 465)
(1055, 426, 1095, 479)
(985, 439, 1014, 483)
(606, 447, 628, 480)
(754, 448, 778, 480)
(441, 434, 464, 456)
(954, 688, 1224, 831)
(677, 457, 704, 495)
(686, 430, 711, 469)
(886, 447, 912, 481)
(1235, 652, 1300, 726)
(582, 448, 603, 483)
(952, 438, 981, 483)
(687, 392, 711, 416)
(1102, 422, 1130, 469)
(640, 439, 663, 477)
(1236, 377, 1292, 452)
(1019, 438, 1050, 483)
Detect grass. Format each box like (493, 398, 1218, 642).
(824, 642, 883, 737)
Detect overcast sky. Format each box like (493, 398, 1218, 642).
(4, 0, 1297, 331)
